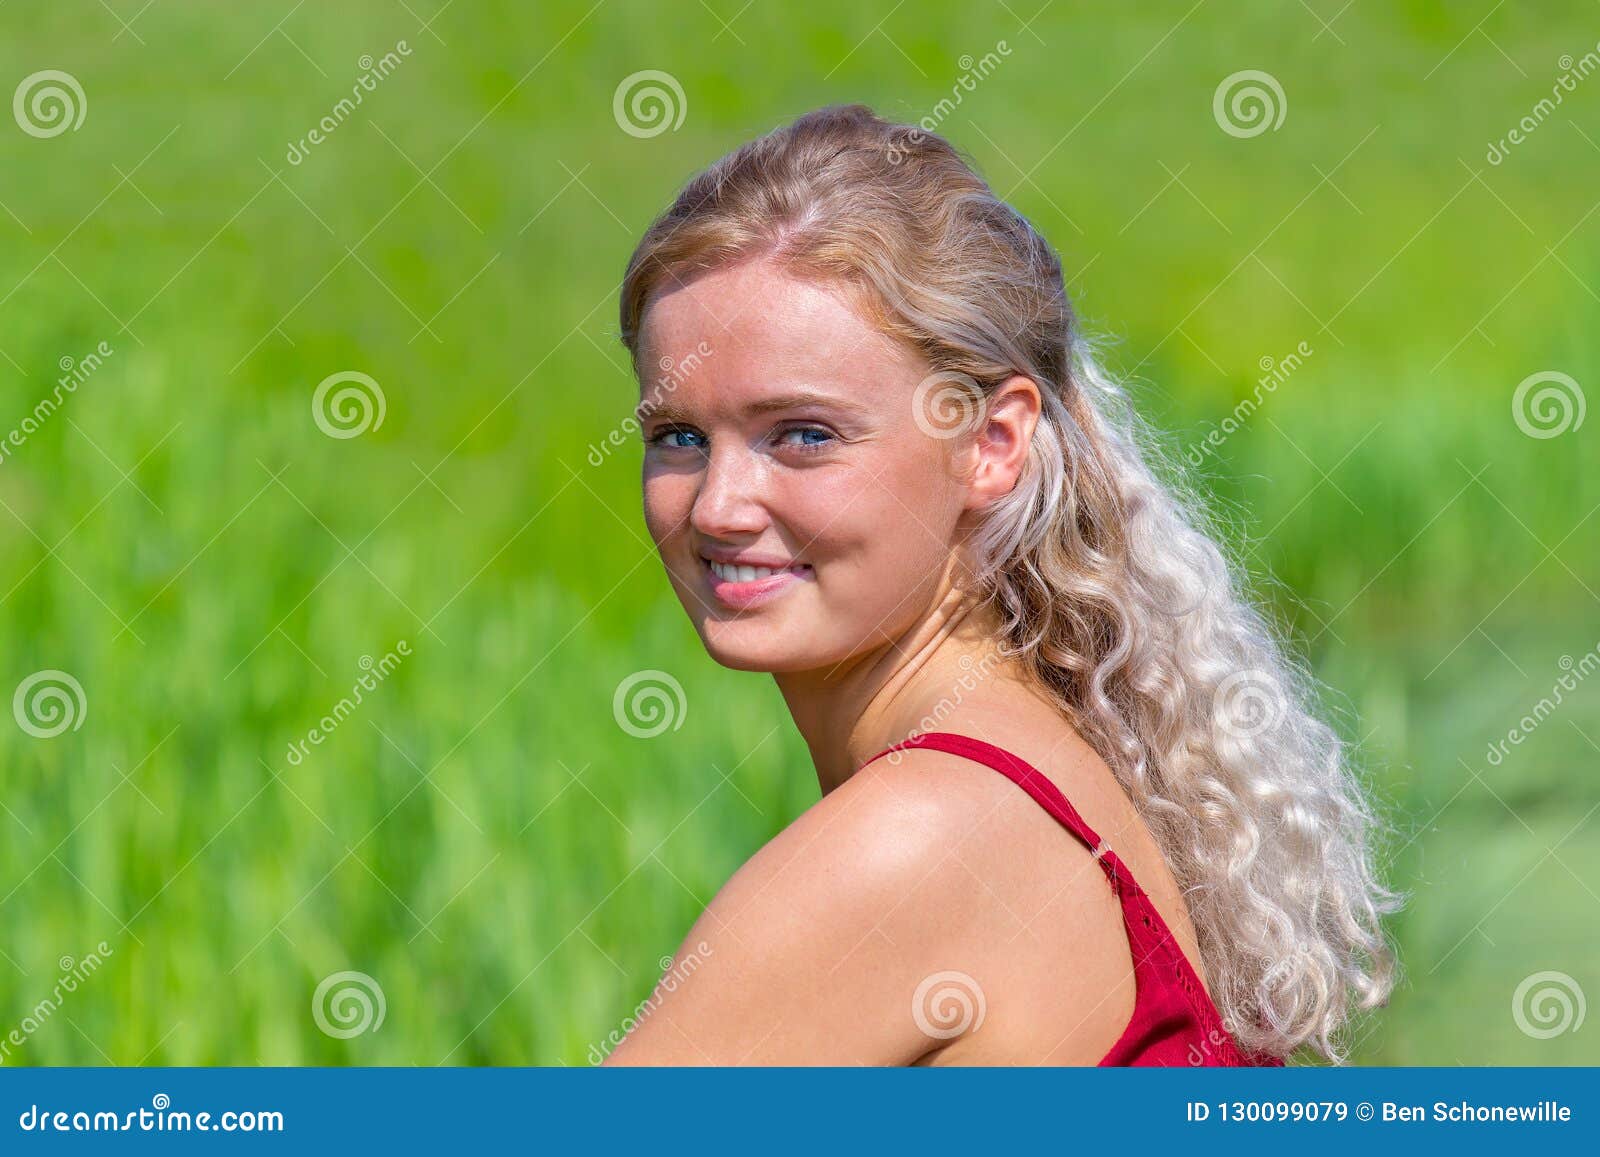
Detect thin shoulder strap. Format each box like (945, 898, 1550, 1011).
(861, 730, 1261, 1061)
(859, 731, 1119, 872)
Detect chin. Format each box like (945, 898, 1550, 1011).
(694, 621, 843, 674)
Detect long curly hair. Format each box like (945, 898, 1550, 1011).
(617, 102, 1406, 1063)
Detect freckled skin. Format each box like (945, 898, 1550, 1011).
(636, 258, 968, 674)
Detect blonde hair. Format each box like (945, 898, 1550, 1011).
(618, 103, 1405, 1063)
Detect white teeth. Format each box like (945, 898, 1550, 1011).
(708, 560, 799, 583)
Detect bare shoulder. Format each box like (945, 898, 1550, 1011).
(799, 744, 1028, 866)
(603, 747, 1030, 1065)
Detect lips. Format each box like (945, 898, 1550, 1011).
(698, 554, 813, 609)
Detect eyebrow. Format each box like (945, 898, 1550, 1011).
(746, 390, 873, 416)
(636, 389, 872, 424)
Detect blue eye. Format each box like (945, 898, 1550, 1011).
(650, 427, 707, 450)
(779, 425, 835, 451)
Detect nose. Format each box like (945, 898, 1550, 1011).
(690, 440, 769, 540)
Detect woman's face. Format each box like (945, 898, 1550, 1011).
(635, 257, 972, 673)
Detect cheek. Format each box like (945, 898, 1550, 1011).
(787, 453, 962, 577)
(641, 471, 692, 545)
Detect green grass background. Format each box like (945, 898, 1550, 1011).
(0, 0, 1596, 1064)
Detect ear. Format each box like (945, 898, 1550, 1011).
(963, 375, 1041, 511)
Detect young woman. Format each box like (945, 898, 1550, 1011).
(604, 104, 1403, 1066)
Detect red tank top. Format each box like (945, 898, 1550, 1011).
(859, 731, 1285, 1067)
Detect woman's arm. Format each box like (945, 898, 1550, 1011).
(601, 754, 990, 1065)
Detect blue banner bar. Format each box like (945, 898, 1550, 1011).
(1, 1067, 1595, 1151)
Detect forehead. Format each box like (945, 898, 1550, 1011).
(635, 259, 918, 397)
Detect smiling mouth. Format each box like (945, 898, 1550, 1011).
(699, 557, 813, 608)
(705, 559, 808, 583)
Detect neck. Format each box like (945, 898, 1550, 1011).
(773, 561, 1014, 794)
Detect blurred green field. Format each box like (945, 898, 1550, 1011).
(0, 1, 1596, 1064)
